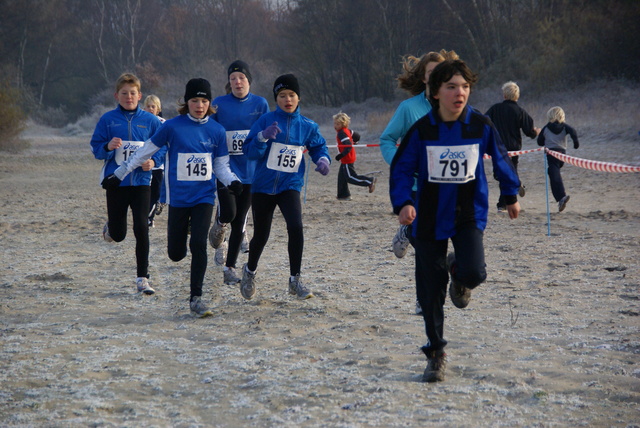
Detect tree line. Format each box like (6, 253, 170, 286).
(0, 0, 638, 125)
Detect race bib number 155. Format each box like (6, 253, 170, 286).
(267, 143, 304, 173)
(114, 141, 144, 165)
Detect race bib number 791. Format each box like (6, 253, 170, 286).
(426, 144, 479, 183)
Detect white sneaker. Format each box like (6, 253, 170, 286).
(223, 267, 241, 285)
(289, 274, 313, 299)
(214, 241, 227, 266)
(103, 221, 114, 243)
(241, 232, 250, 254)
(136, 277, 155, 295)
(240, 264, 256, 300)
(392, 225, 410, 258)
(208, 216, 227, 249)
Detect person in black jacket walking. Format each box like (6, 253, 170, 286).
(485, 81, 540, 211)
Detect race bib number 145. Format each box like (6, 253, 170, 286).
(426, 144, 479, 183)
(177, 153, 212, 181)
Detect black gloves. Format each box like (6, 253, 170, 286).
(227, 180, 243, 195)
(335, 153, 343, 161)
(351, 131, 360, 143)
(101, 174, 122, 190)
(574, 141, 580, 149)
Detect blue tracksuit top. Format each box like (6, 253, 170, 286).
(148, 114, 234, 207)
(390, 106, 520, 241)
(90, 105, 163, 186)
(212, 92, 269, 183)
(243, 106, 330, 195)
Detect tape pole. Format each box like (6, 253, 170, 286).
(544, 149, 551, 236)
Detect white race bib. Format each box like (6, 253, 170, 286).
(266, 143, 304, 173)
(226, 129, 249, 156)
(177, 153, 212, 181)
(426, 144, 479, 183)
(114, 141, 144, 165)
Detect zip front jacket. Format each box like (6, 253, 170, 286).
(390, 106, 520, 241)
(90, 106, 163, 187)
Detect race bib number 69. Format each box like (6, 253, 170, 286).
(267, 143, 304, 173)
(177, 153, 212, 181)
(426, 144, 479, 183)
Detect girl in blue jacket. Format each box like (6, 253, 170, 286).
(208, 61, 269, 284)
(90, 73, 163, 295)
(104, 78, 242, 317)
(240, 74, 331, 301)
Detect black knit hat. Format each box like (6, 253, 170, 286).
(227, 60, 252, 84)
(184, 78, 212, 102)
(273, 74, 300, 100)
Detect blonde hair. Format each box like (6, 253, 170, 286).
(144, 95, 162, 112)
(501, 81, 520, 101)
(397, 49, 459, 96)
(547, 106, 565, 123)
(115, 73, 141, 92)
(332, 112, 350, 128)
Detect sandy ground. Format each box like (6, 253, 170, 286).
(1, 122, 639, 427)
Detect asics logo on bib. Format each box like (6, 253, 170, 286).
(122, 142, 139, 151)
(232, 131, 248, 140)
(187, 155, 207, 163)
(279, 147, 298, 156)
(439, 148, 466, 160)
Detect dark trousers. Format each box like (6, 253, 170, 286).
(337, 163, 373, 198)
(167, 203, 214, 298)
(546, 149, 566, 202)
(497, 156, 519, 208)
(216, 180, 252, 268)
(148, 169, 164, 221)
(248, 190, 303, 276)
(414, 226, 487, 352)
(105, 186, 150, 278)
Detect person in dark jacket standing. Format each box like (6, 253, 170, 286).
(485, 81, 540, 211)
(537, 106, 580, 212)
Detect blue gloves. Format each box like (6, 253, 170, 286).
(262, 122, 281, 140)
(315, 158, 330, 176)
(101, 174, 122, 190)
(227, 180, 243, 195)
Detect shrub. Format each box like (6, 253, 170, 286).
(0, 80, 28, 152)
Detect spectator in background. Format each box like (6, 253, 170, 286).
(537, 106, 580, 212)
(333, 112, 376, 201)
(485, 81, 540, 212)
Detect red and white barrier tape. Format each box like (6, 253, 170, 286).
(482, 147, 544, 159)
(544, 148, 640, 173)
